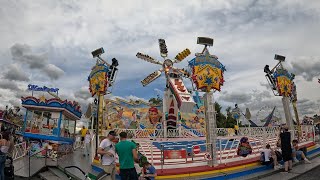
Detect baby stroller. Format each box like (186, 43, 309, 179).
(5, 156, 14, 180)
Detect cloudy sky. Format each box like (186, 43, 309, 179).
(0, 0, 320, 121)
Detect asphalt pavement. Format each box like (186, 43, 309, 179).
(291, 164, 320, 180)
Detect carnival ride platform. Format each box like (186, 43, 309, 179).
(12, 125, 317, 179)
(135, 137, 315, 175)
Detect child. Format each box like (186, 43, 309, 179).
(141, 162, 157, 180)
(83, 131, 91, 157)
(292, 140, 311, 163)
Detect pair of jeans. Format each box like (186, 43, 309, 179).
(83, 143, 90, 156)
(0, 153, 6, 180)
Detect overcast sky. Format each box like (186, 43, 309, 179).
(1, 0, 320, 121)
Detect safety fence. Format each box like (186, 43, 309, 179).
(114, 125, 315, 141)
(134, 125, 315, 169)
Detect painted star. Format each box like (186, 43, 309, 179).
(204, 76, 213, 85)
(39, 95, 46, 103)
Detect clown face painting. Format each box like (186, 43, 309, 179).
(148, 107, 162, 126)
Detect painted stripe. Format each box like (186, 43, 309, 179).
(156, 162, 260, 179)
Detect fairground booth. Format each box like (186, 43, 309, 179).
(21, 85, 82, 144)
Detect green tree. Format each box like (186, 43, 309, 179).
(148, 95, 162, 105)
(215, 102, 226, 128)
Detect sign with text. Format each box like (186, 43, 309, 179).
(28, 84, 59, 93)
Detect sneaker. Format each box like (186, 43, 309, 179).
(293, 157, 299, 162)
(277, 165, 283, 169)
(304, 159, 311, 164)
(280, 171, 289, 174)
(274, 166, 280, 170)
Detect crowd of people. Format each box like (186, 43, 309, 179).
(260, 125, 311, 173)
(98, 131, 156, 180)
(80, 126, 156, 180)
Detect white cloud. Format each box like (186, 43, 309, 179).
(3, 64, 30, 81)
(0, 0, 319, 117)
(43, 64, 64, 80)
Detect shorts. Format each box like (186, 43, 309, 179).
(263, 157, 274, 166)
(120, 168, 138, 180)
(293, 150, 303, 161)
(81, 137, 85, 141)
(282, 151, 292, 162)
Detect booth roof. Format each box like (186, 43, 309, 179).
(21, 96, 82, 120)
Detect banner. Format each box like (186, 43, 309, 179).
(163, 149, 187, 159)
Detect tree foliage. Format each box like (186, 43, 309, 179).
(215, 103, 239, 128)
(148, 95, 162, 105)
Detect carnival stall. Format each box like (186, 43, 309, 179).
(21, 95, 81, 144)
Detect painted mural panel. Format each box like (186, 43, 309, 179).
(105, 97, 205, 130)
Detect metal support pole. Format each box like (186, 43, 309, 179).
(292, 101, 301, 141)
(161, 145, 164, 171)
(28, 150, 30, 179)
(204, 92, 217, 166)
(163, 90, 168, 138)
(282, 97, 294, 140)
(95, 97, 99, 157)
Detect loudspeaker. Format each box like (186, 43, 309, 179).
(91, 47, 105, 58)
(274, 54, 285, 61)
(197, 37, 214, 46)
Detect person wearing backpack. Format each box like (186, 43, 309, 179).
(261, 144, 282, 170)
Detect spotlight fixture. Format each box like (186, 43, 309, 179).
(111, 58, 119, 67)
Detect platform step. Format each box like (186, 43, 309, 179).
(48, 167, 70, 179)
(38, 170, 60, 180)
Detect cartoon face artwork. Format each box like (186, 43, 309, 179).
(148, 107, 161, 126)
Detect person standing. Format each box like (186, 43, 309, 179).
(97, 131, 117, 180)
(116, 132, 139, 180)
(280, 125, 293, 173)
(0, 131, 11, 180)
(80, 126, 88, 148)
(83, 131, 91, 157)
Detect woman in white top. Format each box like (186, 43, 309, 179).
(0, 131, 11, 180)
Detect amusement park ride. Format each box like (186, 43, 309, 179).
(88, 47, 119, 155)
(136, 39, 195, 132)
(264, 54, 300, 140)
(188, 37, 226, 166)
